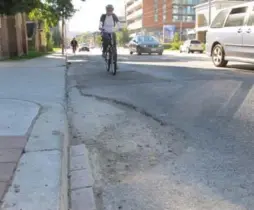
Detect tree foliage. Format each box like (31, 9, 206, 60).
(0, 0, 41, 15)
(28, 1, 60, 51)
(29, 3, 59, 32)
(76, 32, 92, 44)
(52, 26, 61, 47)
(173, 32, 180, 43)
(0, 0, 86, 53)
(0, 0, 86, 18)
(116, 27, 130, 46)
(95, 34, 102, 46)
(47, 0, 74, 19)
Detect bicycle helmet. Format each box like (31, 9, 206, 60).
(106, 4, 114, 10)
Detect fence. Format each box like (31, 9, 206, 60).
(0, 13, 27, 59)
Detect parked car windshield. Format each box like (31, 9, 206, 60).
(137, 36, 158, 43)
(190, 40, 201, 44)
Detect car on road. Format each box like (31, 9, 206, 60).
(78, 43, 90, 52)
(180, 40, 203, 53)
(206, 1, 254, 67)
(128, 35, 164, 55)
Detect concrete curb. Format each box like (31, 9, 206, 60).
(1, 105, 70, 210)
(60, 112, 70, 210)
(69, 144, 96, 210)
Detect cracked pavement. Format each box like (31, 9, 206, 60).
(67, 49, 254, 210)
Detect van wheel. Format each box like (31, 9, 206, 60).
(212, 44, 228, 67)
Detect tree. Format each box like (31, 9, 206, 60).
(0, 0, 86, 54)
(116, 27, 130, 46)
(29, 3, 59, 31)
(28, 0, 86, 51)
(173, 32, 180, 43)
(76, 32, 91, 44)
(46, 0, 86, 19)
(95, 34, 102, 46)
(28, 2, 60, 51)
(52, 26, 61, 47)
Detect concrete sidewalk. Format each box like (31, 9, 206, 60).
(0, 53, 69, 210)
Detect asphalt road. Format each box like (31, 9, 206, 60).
(67, 49, 254, 210)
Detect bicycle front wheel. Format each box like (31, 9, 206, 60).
(111, 49, 117, 76)
(105, 52, 110, 72)
(107, 58, 111, 72)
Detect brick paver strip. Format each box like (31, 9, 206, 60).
(0, 182, 8, 203)
(0, 136, 28, 203)
(0, 136, 27, 149)
(0, 163, 16, 182)
(0, 149, 23, 163)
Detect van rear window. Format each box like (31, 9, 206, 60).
(210, 9, 229, 28)
(224, 7, 247, 27)
(191, 40, 201, 44)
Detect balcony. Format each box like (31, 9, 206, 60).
(128, 19, 142, 30)
(127, 9, 143, 21)
(196, 13, 208, 28)
(125, 0, 135, 6)
(126, 0, 142, 13)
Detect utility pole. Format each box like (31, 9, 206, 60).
(179, 0, 183, 42)
(64, 19, 68, 64)
(180, 19, 183, 42)
(180, 2, 183, 42)
(208, 0, 211, 25)
(61, 18, 65, 55)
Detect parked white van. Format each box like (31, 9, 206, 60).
(206, 1, 254, 67)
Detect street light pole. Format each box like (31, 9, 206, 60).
(61, 17, 65, 55)
(179, 0, 184, 41)
(180, 18, 183, 42)
(180, 2, 183, 42)
(208, 0, 211, 25)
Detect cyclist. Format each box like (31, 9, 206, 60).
(70, 38, 78, 54)
(99, 4, 121, 64)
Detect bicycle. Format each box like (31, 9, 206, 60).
(102, 31, 117, 75)
(72, 46, 77, 54)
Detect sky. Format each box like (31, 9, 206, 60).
(68, 0, 125, 33)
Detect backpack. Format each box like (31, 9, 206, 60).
(100, 14, 119, 27)
(71, 40, 77, 46)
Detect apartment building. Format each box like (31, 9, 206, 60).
(125, 0, 200, 39)
(118, 16, 127, 28)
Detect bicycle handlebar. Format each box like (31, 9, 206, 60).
(99, 28, 122, 33)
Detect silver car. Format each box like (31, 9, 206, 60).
(206, 1, 254, 67)
(180, 40, 203, 53)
